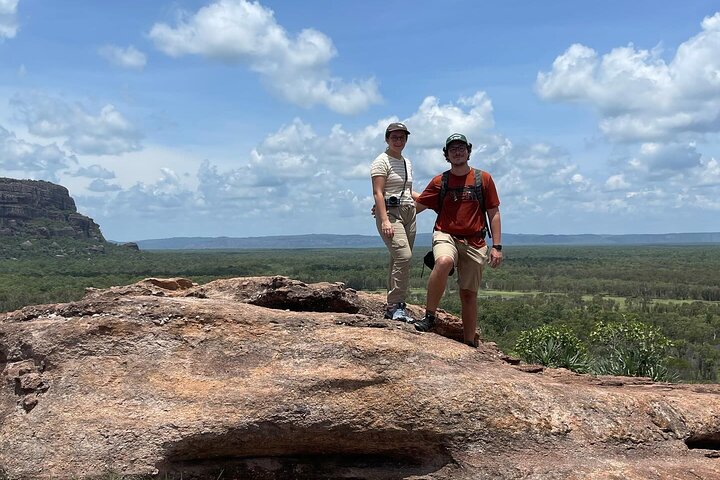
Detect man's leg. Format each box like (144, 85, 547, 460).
(456, 243, 488, 346)
(425, 256, 454, 312)
(424, 232, 458, 312)
(416, 232, 457, 332)
(459, 288, 478, 345)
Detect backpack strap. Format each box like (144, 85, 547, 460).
(437, 170, 451, 216)
(473, 168, 485, 213)
(473, 168, 492, 239)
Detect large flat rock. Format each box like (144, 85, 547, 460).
(1, 276, 718, 479)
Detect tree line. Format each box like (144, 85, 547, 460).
(1, 244, 718, 382)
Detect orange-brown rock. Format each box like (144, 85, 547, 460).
(0, 276, 719, 479)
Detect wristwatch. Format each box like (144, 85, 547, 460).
(491, 244, 502, 251)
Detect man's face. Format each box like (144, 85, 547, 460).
(446, 141, 469, 164)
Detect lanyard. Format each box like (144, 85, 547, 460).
(399, 158, 407, 201)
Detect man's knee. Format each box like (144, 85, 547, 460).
(434, 255, 454, 273)
(459, 288, 477, 302)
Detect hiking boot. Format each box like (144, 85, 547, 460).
(414, 313, 436, 332)
(384, 303, 398, 319)
(391, 303, 414, 323)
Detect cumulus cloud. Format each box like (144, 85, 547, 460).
(73, 164, 116, 179)
(0, 125, 77, 180)
(88, 179, 121, 192)
(630, 142, 702, 178)
(148, 0, 380, 114)
(605, 174, 630, 191)
(175, 92, 592, 233)
(536, 12, 720, 142)
(10, 93, 143, 155)
(112, 168, 196, 214)
(61, 90, 719, 239)
(0, 0, 19, 39)
(98, 45, 147, 70)
(405, 92, 495, 148)
(244, 92, 503, 185)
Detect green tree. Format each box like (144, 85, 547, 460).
(589, 317, 674, 381)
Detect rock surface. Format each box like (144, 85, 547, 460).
(0, 177, 104, 240)
(1, 276, 719, 479)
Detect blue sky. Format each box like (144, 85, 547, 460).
(1, 0, 719, 241)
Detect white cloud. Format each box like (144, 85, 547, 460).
(88, 179, 121, 192)
(605, 174, 630, 191)
(536, 12, 720, 142)
(244, 92, 502, 185)
(98, 45, 147, 70)
(112, 168, 196, 213)
(10, 94, 143, 155)
(696, 157, 720, 186)
(0, 0, 19, 40)
(148, 0, 380, 114)
(633, 142, 702, 175)
(0, 125, 77, 180)
(26, 90, 717, 240)
(73, 164, 116, 179)
(405, 93, 495, 149)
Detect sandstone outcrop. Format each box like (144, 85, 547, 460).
(0, 177, 104, 240)
(1, 276, 719, 479)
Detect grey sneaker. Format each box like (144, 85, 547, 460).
(414, 313, 436, 332)
(391, 303, 414, 323)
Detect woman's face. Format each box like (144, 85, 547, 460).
(386, 132, 408, 152)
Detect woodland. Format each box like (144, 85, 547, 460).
(1, 240, 718, 382)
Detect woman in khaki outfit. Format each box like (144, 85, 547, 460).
(371, 122, 418, 322)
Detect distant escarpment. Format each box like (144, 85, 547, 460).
(0, 177, 104, 241)
(0, 177, 117, 257)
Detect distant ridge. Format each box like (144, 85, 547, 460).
(133, 232, 720, 250)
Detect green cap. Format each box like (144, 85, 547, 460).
(445, 133, 469, 146)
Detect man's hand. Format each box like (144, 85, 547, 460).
(489, 247, 503, 268)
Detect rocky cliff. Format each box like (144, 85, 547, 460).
(1, 276, 719, 480)
(0, 177, 104, 241)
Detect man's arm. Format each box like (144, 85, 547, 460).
(415, 177, 440, 214)
(487, 207, 503, 268)
(415, 198, 429, 214)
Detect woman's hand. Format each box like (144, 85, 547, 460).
(381, 219, 394, 238)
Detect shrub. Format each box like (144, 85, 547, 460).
(513, 324, 589, 372)
(589, 317, 674, 381)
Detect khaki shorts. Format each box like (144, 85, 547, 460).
(432, 231, 488, 292)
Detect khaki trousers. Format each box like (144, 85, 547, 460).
(376, 204, 416, 304)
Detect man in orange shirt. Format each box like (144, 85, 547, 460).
(414, 133, 503, 347)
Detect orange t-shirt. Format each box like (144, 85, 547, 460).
(417, 169, 500, 248)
